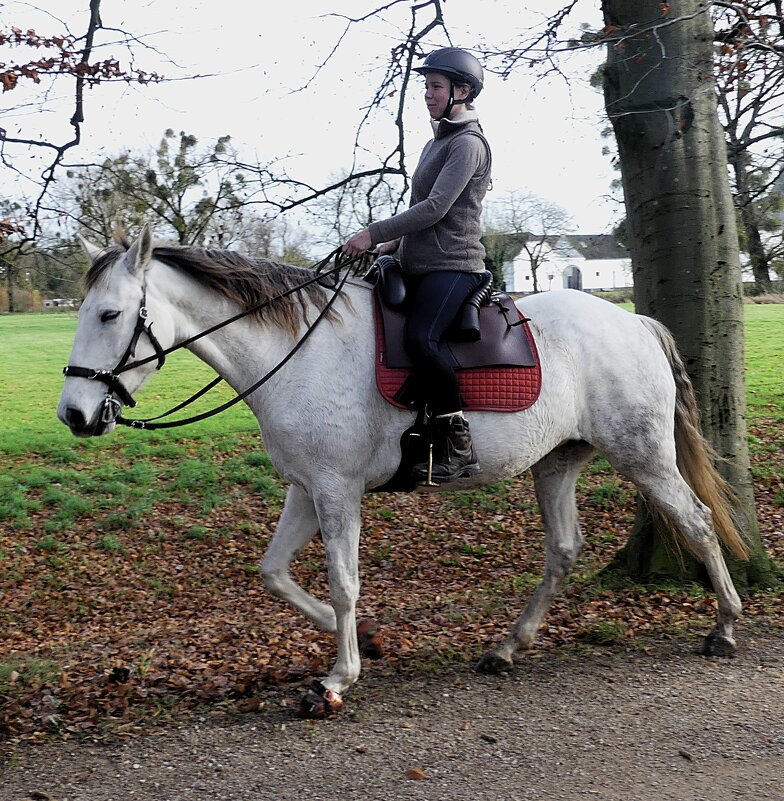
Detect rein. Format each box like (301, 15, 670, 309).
(63, 247, 363, 430)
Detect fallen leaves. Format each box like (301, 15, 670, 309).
(1, 421, 782, 742)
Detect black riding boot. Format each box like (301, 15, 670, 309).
(412, 413, 480, 483)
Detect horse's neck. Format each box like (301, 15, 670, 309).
(176, 292, 286, 384)
(164, 274, 369, 398)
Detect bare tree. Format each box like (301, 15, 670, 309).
(55, 130, 249, 246)
(601, 0, 775, 585)
(483, 191, 573, 292)
(0, 0, 165, 309)
(714, 0, 784, 294)
(0, 2, 163, 241)
(305, 170, 404, 248)
(223, 1, 451, 219)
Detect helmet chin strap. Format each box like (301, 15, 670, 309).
(443, 82, 471, 120)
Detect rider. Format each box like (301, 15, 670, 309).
(342, 47, 491, 483)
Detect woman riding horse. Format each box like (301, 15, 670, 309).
(342, 47, 492, 484)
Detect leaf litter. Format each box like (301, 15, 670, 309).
(0, 419, 781, 743)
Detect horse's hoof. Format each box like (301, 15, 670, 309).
(476, 650, 514, 675)
(298, 680, 344, 719)
(700, 632, 737, 658)
(357, 618, 384, 660)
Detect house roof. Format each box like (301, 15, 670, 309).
(486, 231, 630, 262)
(560, 234, 630, 260)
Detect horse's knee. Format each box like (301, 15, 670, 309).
(557, 546, 580, 573)
(260, 560, 286, 597)
(549, 536, 582, 577)
(328, 580, 360, 610)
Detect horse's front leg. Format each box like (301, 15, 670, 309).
(298, 486, 364, 719)
(261, 484, 336, 632)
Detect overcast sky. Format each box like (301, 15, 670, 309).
(2, 0, 622, 234)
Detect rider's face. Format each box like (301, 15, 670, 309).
(424, 73, 469, 119)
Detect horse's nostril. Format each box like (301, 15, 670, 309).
(65, 407, 87, 430)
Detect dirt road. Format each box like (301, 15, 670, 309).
(3, 625, 783, 801)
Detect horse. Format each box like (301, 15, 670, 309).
(57, 225, 747, 717)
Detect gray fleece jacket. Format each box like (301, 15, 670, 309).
(368, 111, 492, 275)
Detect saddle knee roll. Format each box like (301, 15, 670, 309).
(453, 271, 493, 343)
(376, 256, 407, 310)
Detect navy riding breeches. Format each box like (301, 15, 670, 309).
(403, 270, 486, 416)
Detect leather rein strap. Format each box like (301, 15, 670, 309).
(63, 248, 359, 430)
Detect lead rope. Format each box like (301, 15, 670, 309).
(116, 251, 359, 430)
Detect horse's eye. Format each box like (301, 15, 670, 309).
(100, 310, 121, 323)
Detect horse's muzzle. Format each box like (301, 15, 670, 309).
(59, 402, 116, 437)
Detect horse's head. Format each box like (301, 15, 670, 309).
(58, 225, 172, 436)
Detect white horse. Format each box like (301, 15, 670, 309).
(58, 226, 747, 717)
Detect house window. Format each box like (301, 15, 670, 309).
(525, 276, 530, 281)
(596, 271, 600, 277)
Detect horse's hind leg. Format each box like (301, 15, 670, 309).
(631, 467, 742, 656)
(261, 484, 336, 632)
(477, 441, 595, 674)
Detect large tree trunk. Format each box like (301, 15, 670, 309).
(729, 150, 774, 296)
(3, 256, 15, 313)
(601, 0, 776, 588)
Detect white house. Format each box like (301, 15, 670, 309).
(500, 233, 632, 293)
(43, 298, 79, 309)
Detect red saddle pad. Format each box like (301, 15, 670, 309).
(374, 301, 542, 412)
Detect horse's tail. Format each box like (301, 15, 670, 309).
(639, 316, 749, 561)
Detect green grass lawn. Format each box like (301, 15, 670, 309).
(744, 303, 784, 420)
(1, 304, 779, 533)
(0, 311, 272, 537)
(0, 311, 259, 456)
(1, 304, 781, 450)
(2, 304, 779, 448)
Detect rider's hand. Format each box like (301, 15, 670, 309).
(342, 228, 372, 257)
(374, 240, 400, 257)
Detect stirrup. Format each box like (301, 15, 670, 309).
(420, 439, 441, 487)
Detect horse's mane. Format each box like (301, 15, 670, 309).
(85, 235, 342, 337)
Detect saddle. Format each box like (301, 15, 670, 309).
(370, 258, 541, 412)
(367, 259, 542, 493)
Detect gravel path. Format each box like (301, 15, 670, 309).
(3, 626, 783, 801)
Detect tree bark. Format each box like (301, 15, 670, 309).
(601, 0, 777, 588)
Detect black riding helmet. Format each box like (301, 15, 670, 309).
(413, 47, 484, 100)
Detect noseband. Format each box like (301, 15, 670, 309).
(63, 289, 167, 423)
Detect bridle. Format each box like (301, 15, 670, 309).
(63, 248, 362, 430)
(63, 287, 167, 424)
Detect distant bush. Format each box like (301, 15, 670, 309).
(589, 289, 635, 304)
(745, 293, 784, 304)
(0, 288, 41, 312)
(742, 279, 784, 299)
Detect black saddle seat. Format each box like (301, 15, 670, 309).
(369, 256, 496, 345)
(368, 257, 536, 371)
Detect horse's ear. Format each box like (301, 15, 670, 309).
(125, 224, 154, 276)
(78, 234, 104, 263)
